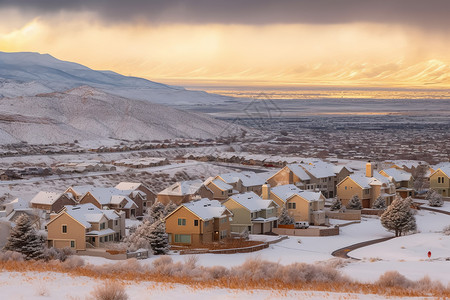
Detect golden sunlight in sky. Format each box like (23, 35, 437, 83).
(0, 8, 449, 88)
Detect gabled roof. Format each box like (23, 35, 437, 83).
(205, 177, 233, 191)
(430, 165, 450, 178)
(158, 179, 205, 196)
(285, 164, 311, 181)
(50, 203, 121, 229)
(30, 191, 62, 205)
(4, 198, 29, 210)
(115, 182, 142, 190)
(380, 168, 413, 182)
(270, 184, 323, 203)
(228, 192, 278, 213)
(217, 171, 266, 187)
(181, 198, 231, 221)
(73, 186, 137, 208)
(341, 172, 392, 189)
(299, 162, 336, 178)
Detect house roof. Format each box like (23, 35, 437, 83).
(299, 162, 336, 178)
(182, 198, 230, 221)
(5, 198, 29, 210)
(228, 192, 277, 213)
(61, 203, 120, 228)
(344, 172, 392, 189)
(115, 182, 142, 190)
(158, 179, 205, 196)
(381, 168, 412, 182)
(431, 165, 450, 178)
(218, 171, 266, 187)
(72, 186, 138, 208)
(205, 177, 233, 191)
(270, 184, 323, 203)
(30, 191, 62, 205)
(286, 164, 311, 181)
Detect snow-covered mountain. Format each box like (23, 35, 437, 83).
(0, 51, 233, 105)
(0, 86, 243, 145)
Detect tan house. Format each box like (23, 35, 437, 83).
(337, 163, 396, 208)
(429, 165, 450, 197)
(165, 198, 232, 246)
(379, 168, 414, 198)
(215, 171, 266, 195)
(204, 177, 234, 200)
(157, 180, 213, 205)
(30, 191, 77, 213)
(267, 162, 353, 198)
(263, 184, 326, 225)
(115, 182, 157, 215)
(223, 192, 278, 234)
(46, 203, 125, 251)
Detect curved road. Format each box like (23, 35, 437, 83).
(331, 236, 395, 259)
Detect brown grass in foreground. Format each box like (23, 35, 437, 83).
(0, 255, 448, 298)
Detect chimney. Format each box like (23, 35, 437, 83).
(262, 183, 270, 200)
(366, 162, 373, 177)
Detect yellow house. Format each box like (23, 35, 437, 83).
(46, 203, 125, 251)
(204, 177, 234, 200)
(263, 184, 326, 225)
(429, 166, 450, 197)
(157, 180, 214, 205)
(165, 198, 232, 247)
(379, 168, 414, 198)
(223, 192, 278, 234)
(337, 163, 396, 208)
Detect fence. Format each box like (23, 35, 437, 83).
(272, 227, 339, 237)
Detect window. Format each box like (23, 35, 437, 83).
(178, 218, 186, 226)
(143, 202, 147, 207)
(100, 222, 105, 230)
(70, 241, 75, 248)
(345, 186, 347, 190)
(438, 177, 441, 183)
(221, 191, 224, 195)
(100, 237, 103, 243)
(220, 217, 227, 224)
(115, 220, 118, 226)
(288, 203, 296, 209)
(174, 234, 191, 244)
(62, 225, 67, 233)
(220, 230, 227, 239)
(194, 220, 199, 226)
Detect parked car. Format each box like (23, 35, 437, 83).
(294, 221, 309, 229)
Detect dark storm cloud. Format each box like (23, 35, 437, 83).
(1, 0, 449, 29)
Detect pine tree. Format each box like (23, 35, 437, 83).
(148, 220, 169, 255)
(165, 201, 178, 216)
(427, 190, 443, 207)
(330, 198, 342, 211)
(4, 214, 44, 260)
(381, 195, 416, 237)
(347, 195, 362, 210)
(124, 220, 152, 252)
(278, 205, 295, 225)
(372, 196, 386, 209)
(150, 201, 167, 222)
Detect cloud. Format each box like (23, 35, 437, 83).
(0, 0, 449, 30)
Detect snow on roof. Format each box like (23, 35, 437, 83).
(71, 186, 136, 206)
(387, 160, 427, 169)
(30, 191, 61, 205)
(182, 198, 229, 221)
(86, 228, 116, 236)
(5, 198, 29, 210)
(218, 172, 266, 187)
(299, 162, 336, 178)
(347, 172, 392, 188)
(158, 179, 204, 196)
(208, 178, 233, 191)
(434, 165, 450, 177)
(115, 182, 142, 190)
(381, 168, 412, 182)
(270, 184, 323, 203)
(63, 203, 119, 228)
(229, 192, 277, 213)
(286, 164, 311, 181)
(85, 213, 104, 223)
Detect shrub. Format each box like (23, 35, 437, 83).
(90, 281, 128, 300)
(443, 225, 450, 235)
(0, 250, 25, 262)
(330, 198, 342, 211)
(347, 195, 362, 210)
(376, 270, 412, 288)
(372, 196, 386, 209)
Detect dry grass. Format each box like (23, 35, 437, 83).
(0, 256, 449, 298)
(90, 281, 128, 300)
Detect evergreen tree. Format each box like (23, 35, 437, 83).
(381, 195, 416, 237)
(4, 214, 44, 260)
(347, 195, 362, 210)
(125, 220, 152, 251)
(165, 201, 178, 216)
(150, 201, 167, 222)
(330, 198, 342, 211)
(148, 220, 169, 255)
(278, 205, 295, 225)
(427, 190, 443, 207)
(372, 196, 387, 209)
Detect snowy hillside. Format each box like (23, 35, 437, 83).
(0, 52, 234, 105)
(0, 86, 243, 145)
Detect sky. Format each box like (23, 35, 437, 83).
(0, 0, 449, 88)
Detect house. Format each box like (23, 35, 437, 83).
(215, 171, 266, 195)
(0, 198, 29, 218)
(203, 177, 234, 200)
(267, 161, 353, 198)
(0, 198, 42, 229)
(429, 165, 450, 197)
(379, 168, 414, 198)
(46, 203, 125, 251)
(30, 191, 77, 213)
(223, 192, 278, 234)
(115, 182, 157, 215)
(157, 180, 213, 205)
(165, 198, 232, 246)
(262, 184, 326, 225)
(337, 163, 396, 208)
